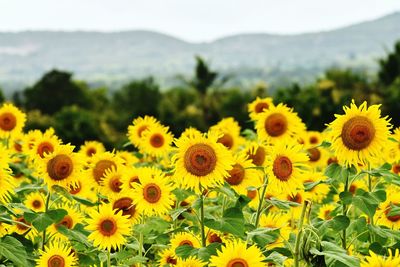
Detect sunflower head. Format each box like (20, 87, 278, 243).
(127, 116, 160, 148)
(0, 103, 26, 138)
(248, 97, 275, 120)
(36, 242, 78, 267)
(139, 124, 173, 158)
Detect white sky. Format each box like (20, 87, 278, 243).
(1, 0, 400, 42)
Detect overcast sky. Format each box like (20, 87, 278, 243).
(1, 0, 400, 42)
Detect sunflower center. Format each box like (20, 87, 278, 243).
(166, 256, 177, 265)
(218, 133, 234, 149)
(255, 102, 269, 113)
(184, 144, 217, 176)
(385, 204, 400, 222)
(307, 148, 321, 162)
(14, 141, 23, 152)
(129, 176, 140, 189)
(341, 116, 375, 151)
(99, 219, 117, 236)
(327, 157, 338, 165)
(273, 156, 293, 181)
(179, 240, 193, 247)
(113, 197, 136, 218)
(349, 184, 357, 195)
(150, 134, 165, 148)
(16, 217, 29, 231)
(309, 136, 319, 144)
(392, 164, 400, 174)
(225, 164, 245, 185)
(143, 183, 162, 203)
(0, 112, 17, 131)
(93, 160, 116, 184)
(86, 148, 97, 157)
(227, 258, 249, 267)
(47, 255, 65, 267)
(137, 125, 148, 137)
(288, 193, 302, 204)
(247, 189, 257, 199)
(264, 113, 287, 137)
(109, 176, 123, 193)
(56, 215, 73, 229)
(324, 210, 333, 220)
(69, 182, 82, 195)
(47, 154, 73, 181)
(32, 200, 42, 209)
(37, 141, 54, 158)
(208, 233, 222, 243)
(247, 146, 265, 166)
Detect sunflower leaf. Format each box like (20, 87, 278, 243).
(0, 236, 30, 266)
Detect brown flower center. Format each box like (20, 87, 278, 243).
(93, 160, 116, 184)
(32, 200, 42, 209)
(327, 157, 338, 165)
(86, 148, 96, 157)
(56, 215, 74, 229)
(208, 233, 222, 243)
(218, 133, 234, 149)
(113, 197, 136, 218)
(14, 142, 23, 152)
(16, 217, 30, 231)
(392, 164, 400, 174)
(264, 113, 287, 137)
(137, 125, 148, 137)
(341, 116, 375, 151)
(109, 175, 123, 193)
(150, 133, 165, 148)
(48, 255, 65, 267)
(69, 182, 82, 195)
(47, 154, 73, 181)
(99, 219, 117, 236)
(307, 148, 321, 162)
(0, 112, 17, 131)
(385, 204, 400, 222)
(288, 193, 302, 204)
(349, 184, 357, 195)
(255, 102, 269, 113)
(184, 144, 217, 176)
(247, 146, 265, 166)
(273, 156, 293, 181)
(225, 164, 245, 185)
(309, 136, 319, 144)
(37, 141, 54, 158)
(143, 183, 161, 203)
(179, 240, 193, 247)
(324, 210, 333, 220)
(166, 256, 177, 265)
(227, 258, 249, 267)
(247, 189, 257, 199)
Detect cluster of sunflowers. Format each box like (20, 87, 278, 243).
(0, 98, 399, 267)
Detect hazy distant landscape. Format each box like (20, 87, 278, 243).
(1, 12, 400, 93)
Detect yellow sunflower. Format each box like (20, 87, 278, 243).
(386, 127, 400, 163)
(131, 168, 174, 216)
(170, 232, 201, 252)
(0, 160, 16, 203)
(110, 190, 141, 223)
(0, 103, 26, 138)
(22, 129, 42, 154)
(176, 256, 206, 267)
(48, 203, 83, 241)
(116, 150, 139, 166)
(180, 127, 203, 139)
(255, 103, 306, 144)
(85, 204, 132, 251)
(209, 239, 266, 267)
(159, 248, 178, 266)
(306, 131, 323, 146)
(12, 213, 38, 241)
(38, 144, 82, 190)
(36, 242, 78, 267)
(87, 151, 123, 187)
(210, 117, 244, 151)
(328, 100, 391, 168)
(248, 97, 275, 120)
(361, 250, 400, 267)
(29, 129, 61, 160)
(24, 192, 46, 212)
(265, 141, 309, 196)
(139, 124, 173, 158)
(303, 172, 330, 203)
(127, 115, 160, 148)
(318, 204, 337, 220)
(100, 166, 125, 198)
(120, 166, 142, 191)
(259, 212, 291, 248)
(173, 131, 234, 191)
(67, 176, 96, 202)
(79, 140, 106, 158)
(375, 192, 400, 229)
(241, 141, 269, 167)
(8, 132, 25, 154)
(224, 154, 263, 195)
(0, 222, 9, 237)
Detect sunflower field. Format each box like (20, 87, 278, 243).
(0, 97, 399, 267)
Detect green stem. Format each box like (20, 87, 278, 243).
(367, 164, 375, 242)
(294, 200, 309, 267)
(107, 249, 111, 267)
(42, 191, 51, 250)
(254, 175, 268, 228)
(199, 192, 206, 247)
(342, 172, 349, 250)
(138, 216, 144, 267)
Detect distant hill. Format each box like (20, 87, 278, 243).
(1, 12, 400, 92)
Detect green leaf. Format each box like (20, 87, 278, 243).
(310, 241, 359, 267)
(197, 243, 222, 261)
(319, 141, 331, 148)
(328, 215, 350, 231)
(0, 236, 29, 266)
(325, 163, 342, 180)
(204, 207, 245, 238)
(175, 245, 198, 259)
(352, 191, 379, 217)
(57, 225, 92, 246)
(52, 185, 73, 201)
(265, 251, 287, 266)
(339, 191, 353, 205)
(24, 209, 67, 232)
(72, 195, 97, 206)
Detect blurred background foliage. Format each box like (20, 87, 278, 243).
(5, 40, 400, 150)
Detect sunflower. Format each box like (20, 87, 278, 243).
(67, 177, 96, 202)
(24, 192, 46, 212)
(159, 248, 177, 266)
(0, 103, 26, 138)
(318, 204, 337, 220)
(209, 239, 266, 267)
(180, 127, 203, 139)
(248, 97, 275, 120)
(127, 116, 160, 148)
(255, 103, 306, 144)
(100, 166, 125, 198)
(306, 131, 323, 146)
(36, 242, 78, 267)
(224, 154, 263, 195)
(0, 160, 16, 203)
(131, 168, 174, 216)
(386, 127, 400, 164)
(361, 250, 400, 267)
(170, 232, 201, 252)
(328, 100, 391, 168)
(116, 150, 139, 166)
(8, 132, 25, 154)
(85, 204, 132, 251)
(206, 228, 230, 245)
(375, 192, 400, 229)
(173, 131, 234, 191)
(120, 166, 142, 191)
(87, 151, 123, 187)
(259, 212, 291, 248)
(29, 129, 61, 160)
(241, 142, 269, 167)
(38, 144, 82, 190)
(305, 144, 328, 171)
(176, 256, 206, 267)
(265, 141, 309, 196)
(210, 117, 244, 151)
(22, 129, 42, 154)
(79, 140, 105, 159)
(139, 124, 173, 158)
(110, 190, 141, 223)
(48, 203, 83, 241)
(12, 213, 38, 241)
(303, 172, 330, 203)
(0, 222, 9, 237)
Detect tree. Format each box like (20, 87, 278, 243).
(378, 41, 400, 86)
(22, 69, 93, 114)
